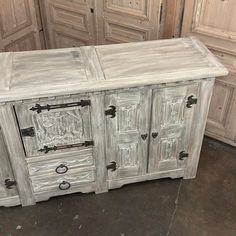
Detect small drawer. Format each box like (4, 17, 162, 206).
(28, 150, 94, 177)
(31, 169, 95, 193)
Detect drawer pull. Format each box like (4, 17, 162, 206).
(59, 181, 71, 190)
(38, 141, 94, 154)
(30, 100, 91, 113)
(55, 164, 68, 174)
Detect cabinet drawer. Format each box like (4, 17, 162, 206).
(14, 95, 93, 157)
(28, 149, 94, 176)
(31, 169, 95, 193)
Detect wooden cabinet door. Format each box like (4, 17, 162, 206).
(148, 83, 199, 173)
(0, 0, 42, 51)
(40, 0, 96, 48)
(181, 0, 236, 146)
(105, 88, 152, 185)
(96, 0, 162, 44)
(15, 95, 93, 157)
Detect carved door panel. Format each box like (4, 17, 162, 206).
(0, 128, 19, 201)
(96, 0, 162, 44)
(182, 0, 236, 145)
(0, 0, 42, 52)
(148, 83, 199, 173)
(40, 0, 96, 49)
(14, 95, 93, 157)
(105, 88, 152, 182)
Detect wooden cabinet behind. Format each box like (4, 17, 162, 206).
(182, 0, 236, 147)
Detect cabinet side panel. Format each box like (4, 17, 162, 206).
(184, 78, 215, 179)
(0, 105, 35, 206)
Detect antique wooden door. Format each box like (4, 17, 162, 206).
(148, 83, 199, 173)
(96, 0, 162, 44)
(105, 88, 152, 186)
(0, 0, 42, 51)
(182, 0, 236, 146)
(40, 0, 96, 48)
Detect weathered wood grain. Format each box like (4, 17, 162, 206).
(0, 105, 35, 206)
(90, 92, 108, 193)
(184, 78, 215, 179)
(105, 87, 152, 187)
(0, 37, 228, 103)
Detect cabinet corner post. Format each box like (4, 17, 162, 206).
(90, 93, 108, 194)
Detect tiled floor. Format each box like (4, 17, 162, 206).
(0, 137, 235, 236)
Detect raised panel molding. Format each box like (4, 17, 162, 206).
(4, 32, 37, 52)
(104, 20, 149, 43)
(0, 0, 32, 38)
(105, 0, 150, 19)
(50, 4, 89, 32)
(207, 82, 233, 131)
(192, 0, 236, 42)
(0, 0, 42, 52)
(41, 0, 95, 48)
(53, 30, 89, 48)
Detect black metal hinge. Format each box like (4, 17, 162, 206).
(5, 179, 17, 189)
(30, 99, 91, 113)
(106, 161, 117, 171)
(105, 105, 116, 118)
(21, 127, 35, 137)
(179, 151, 189, 160)
(186, 95, 198, 108)
(38, 141, 94, 154)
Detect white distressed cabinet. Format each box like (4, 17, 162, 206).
(0, 37, 227, 206)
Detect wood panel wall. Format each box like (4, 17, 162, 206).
(0, 0, 185, 51)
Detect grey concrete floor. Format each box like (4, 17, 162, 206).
(0, 136, 236, 236)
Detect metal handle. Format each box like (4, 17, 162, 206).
(141, 134, 148, 140)
(30, 99, 91, 113)
(152, 132, 159, 139)
(106, 161, 117, 171)
(59, 181, 71, 190)
(55, 164, 68, 174)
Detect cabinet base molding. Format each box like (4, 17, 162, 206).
(0, 196, 21, 207)
(108, 169, 185, 189)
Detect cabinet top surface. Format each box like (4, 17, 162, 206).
(0, 37, 228, 102)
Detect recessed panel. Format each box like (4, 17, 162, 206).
(118, 142, 138, 168)
(104, 20, 148, 43)
(50, 4, 88, 32)
(105, 0, 149, 19)
(54, 30, 88, 48)
(160, 138, 178, 161)
(4, 32, 36, 52)
(193, 0, 236, 41)
(0, 0, 31, 38)
(208, 82, 233, 127)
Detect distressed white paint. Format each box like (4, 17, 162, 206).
(0, 38, 228, 207)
